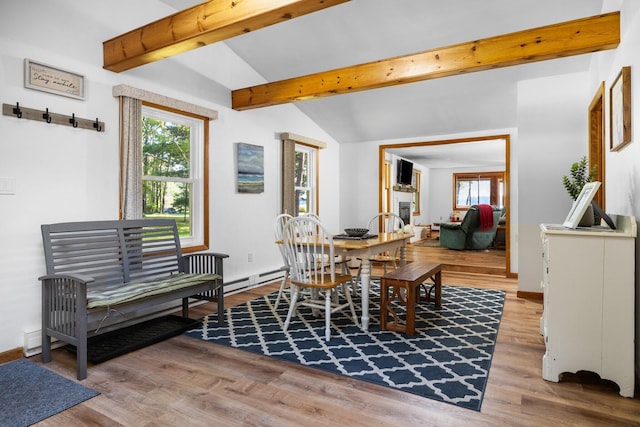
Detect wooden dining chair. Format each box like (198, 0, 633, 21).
(274, 213, 323, 311)
(302, 213, 353, 278)
(355, 212, 405, 286)
(281, 216, 359, 341)
(273, 213, 294, 310)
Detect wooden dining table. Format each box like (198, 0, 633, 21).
(333, 231, 413, 331)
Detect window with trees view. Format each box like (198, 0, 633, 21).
(294, 144, 317, 216)
(453, 171, 504, 210)
(413, 170, 421, 215)
(142, 104, 207, 250)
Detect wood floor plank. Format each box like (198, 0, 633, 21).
(29, 244, 640, 426)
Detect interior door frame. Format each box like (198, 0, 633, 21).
(378, 134, 513, 277)
(588, 82, 606, 209)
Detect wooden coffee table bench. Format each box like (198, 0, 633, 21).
(379, 261, 442, 335)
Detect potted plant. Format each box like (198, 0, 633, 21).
(562, 156, 597, 226)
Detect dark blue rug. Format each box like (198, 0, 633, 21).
(185, 283, 505, 411)
(0, 359, 99, 427)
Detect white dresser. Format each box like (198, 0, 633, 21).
(540, 216, 637, 397)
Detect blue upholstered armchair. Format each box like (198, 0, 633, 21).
(439, 205, 504, 250)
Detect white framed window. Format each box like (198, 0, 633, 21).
(412, 170, 421, 215)
(294, 143, 317, 216)
(141, 104, 208, 251)
(280, 133, 325, 216)
(453, 171, 504, 210)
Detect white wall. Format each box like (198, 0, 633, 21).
(0, 2, 341, 354)
(516, 0, 640, 301)
(415, 165, 428, 225)
(514, 0, 640, 377)
(516, 72, 591, 292)
(594, 0, 640, 378)
(340, 143, 381, 229)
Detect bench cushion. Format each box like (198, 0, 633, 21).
(86, 273, 221, 309)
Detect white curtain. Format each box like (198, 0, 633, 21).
(281, 138, 296, 216)
(114, 84, 217, 220)
(119, 96, 142, 219)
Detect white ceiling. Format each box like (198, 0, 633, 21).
(387, 139, 506, 169)
(157, 0, 604, 161)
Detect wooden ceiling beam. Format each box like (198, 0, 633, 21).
(103, 0, 351, 73)
(232, 12, 620, 110)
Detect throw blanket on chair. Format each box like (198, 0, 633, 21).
(478, 204, 494, 231)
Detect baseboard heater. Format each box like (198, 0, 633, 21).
(224, 269, 284, 295)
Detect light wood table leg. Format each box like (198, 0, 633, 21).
(360, 258, 371, 331)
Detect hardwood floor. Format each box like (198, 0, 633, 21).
(407, 234, 506, 276)
(29, 244, 640, 426)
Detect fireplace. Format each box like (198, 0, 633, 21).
(399, 202, 411, 226)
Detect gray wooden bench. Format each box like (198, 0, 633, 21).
(39, 219, 228, 380)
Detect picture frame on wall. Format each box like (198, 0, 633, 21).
(563, 181, 601, 229)
(24, 59, 85, 100)
(236, 143, 264, 194)
(609, 66, 631, 151)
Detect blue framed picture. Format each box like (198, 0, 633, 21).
(236, 143, 264, 193)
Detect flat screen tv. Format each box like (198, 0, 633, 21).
(397, 159, 413, 185)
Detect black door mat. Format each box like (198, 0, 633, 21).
(67, 315, 201, 364)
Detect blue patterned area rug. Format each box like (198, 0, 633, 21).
(185, 283, 505, 411)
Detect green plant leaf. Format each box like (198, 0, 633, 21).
(561, 156, 596, 200)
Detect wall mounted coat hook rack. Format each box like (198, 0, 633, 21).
(13, 102, 22, 118)
(2, 102, 105, 132)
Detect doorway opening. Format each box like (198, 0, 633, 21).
(378, 134, 512, 277)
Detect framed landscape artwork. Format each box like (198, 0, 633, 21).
(610, 66, 631, 151)
(236, 143, 264, 193)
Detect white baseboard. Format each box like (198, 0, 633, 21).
(23, 329, 64, 357)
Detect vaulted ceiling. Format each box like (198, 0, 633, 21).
(123, 0, 606, 146)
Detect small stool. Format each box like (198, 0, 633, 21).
(379, 262, 441, 335)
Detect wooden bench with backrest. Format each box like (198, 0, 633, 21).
(39, 219, 228, 380)
(379, 261, 442, 335)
